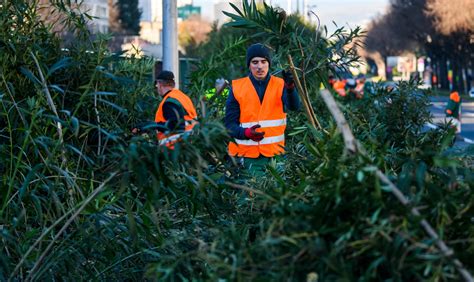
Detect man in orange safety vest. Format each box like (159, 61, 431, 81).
(445, 90, 462, 134)
(154, 70, 198, 148)
(225, 43, 301, 175)
(133, 70, 197, 149)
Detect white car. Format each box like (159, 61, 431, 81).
(469, 87, 474, 98)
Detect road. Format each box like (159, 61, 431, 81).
(429, 97, 474, 148)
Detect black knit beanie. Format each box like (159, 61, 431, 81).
(246, 43, 271, 67)
(156, 70, 175, 82)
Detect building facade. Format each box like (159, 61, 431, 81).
(83, 0, 109, 33)
(138, 0, 163, 44)
(178, 4, 201, 20)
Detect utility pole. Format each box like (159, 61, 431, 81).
(287, 0, 291, 14)
(303, 0, 308, 21)
(163, 0, 179, 87)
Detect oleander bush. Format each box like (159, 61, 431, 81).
(1, 0, 473, 281)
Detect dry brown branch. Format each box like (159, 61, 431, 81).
(287, 55, 322, 130)
(319, 90, 358, 154)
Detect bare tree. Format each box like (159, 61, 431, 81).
(364, 10, 417, 79)
(426, 0, 474, 35)
(364, 0, 473, 91)
(109, 0, 141, 35)
(426, 0, 474, 90)
(108, 0, 121, 34)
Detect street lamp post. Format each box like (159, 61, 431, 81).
(163, 0, 179, 87)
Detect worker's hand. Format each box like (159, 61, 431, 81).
(282, 69, 295, 91)
(215, 78, 228, 92)
(244, 124, 265, 142)
(131, 127, 140, 135)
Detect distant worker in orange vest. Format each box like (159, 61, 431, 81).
(445, 90, 462, 134)
(225, 43, 301, 175)
(333, 78, 347, 97)
(133, 70, 198, 148)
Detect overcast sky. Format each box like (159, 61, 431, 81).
(192, 0, 389, 33)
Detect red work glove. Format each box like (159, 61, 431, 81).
(244, 124, 265, 142)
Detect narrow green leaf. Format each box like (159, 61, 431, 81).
(20, 67, 41, 85)
(47, 57, 72, 77)
(97, 98, 127, 114)
(89, 91, 117, 96)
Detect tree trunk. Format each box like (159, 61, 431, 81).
(385, 56, 393, 81)
(468, 58, 474, 89)
(432, 59, 439, 89)
(452, 57, 461, 91)
(439, 55, 449, 90)
(462, 67, 469, 93)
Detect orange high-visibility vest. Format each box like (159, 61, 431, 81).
(228, 76, 286, 158)
(155, 89, 197, 148)
(333, 80, 346, 97)
(449, 91, 460, 103)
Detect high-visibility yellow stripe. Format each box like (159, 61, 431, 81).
(234, 134, 284, 146)
(159, 133, 183, 146)
(240, 118, 286, 128)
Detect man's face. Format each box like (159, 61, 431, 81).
(155, 80, 165, 96)
(249, 57, 269, 81)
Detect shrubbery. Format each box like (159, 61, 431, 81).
(1, 1, 473, 281)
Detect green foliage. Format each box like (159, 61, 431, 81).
(0, 1, 229, 280)
(1, 0, 473, 281)
(188, 1, 361, 122)
(180, 1, 473, 280)
(221, 0, 363, 80)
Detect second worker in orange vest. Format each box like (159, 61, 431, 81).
(154, 70, 197, 148)
(225, 43, 301, 174)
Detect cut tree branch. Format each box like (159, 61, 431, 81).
(287, 55, 322, 130)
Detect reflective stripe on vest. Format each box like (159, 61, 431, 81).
(158, 131, 193, 146)
(228, 76, 286, 158)
(234, 134, 285, 146)
(240, 118, 287, 128)
(159, 133, 183, 146)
